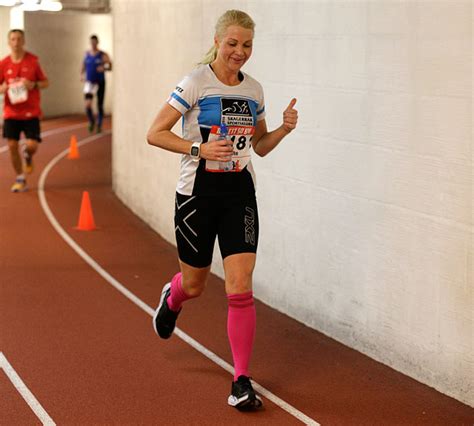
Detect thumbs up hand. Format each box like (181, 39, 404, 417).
(282, 98, 298, 133)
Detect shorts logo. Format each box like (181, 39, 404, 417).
(221, 98, 253, 127)
(244, 207, 255, 246)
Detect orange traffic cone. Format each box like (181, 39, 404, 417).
(67, 135, 80, 159)
(75, 191, 96, 231)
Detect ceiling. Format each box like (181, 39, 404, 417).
(54, 0, 110, 13)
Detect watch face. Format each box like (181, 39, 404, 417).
(191, 146, 199, 157)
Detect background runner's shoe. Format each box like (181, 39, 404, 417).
(88, 122, 95, 133)
(10, 178, 27, 193)
(228, 376, 263, 409)
(23, 150, 33, 174)
(153, 283, 180, 339)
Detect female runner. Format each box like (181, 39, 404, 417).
(147, 9, 298, 409)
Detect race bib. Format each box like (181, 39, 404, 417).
(205, 125, 254, 173)
(7, 81, 28, 105)
(83, 81, 99, 95)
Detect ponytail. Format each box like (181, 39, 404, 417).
(199, 45, 218, 65)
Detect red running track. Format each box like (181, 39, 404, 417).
(0, 117, 473, 425)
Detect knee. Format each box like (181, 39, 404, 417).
(226, 273, 253, 295)
(181, 276, 206, 298)
(26, 142, 37, 154)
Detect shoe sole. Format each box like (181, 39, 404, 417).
(228, 393, 263, 409)
(11, 185, 28, 193)
(152, 282, 171, 337)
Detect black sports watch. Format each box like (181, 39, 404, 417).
(190, 142, 201, 161)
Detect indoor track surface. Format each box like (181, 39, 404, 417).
(1, 117, 473, 425)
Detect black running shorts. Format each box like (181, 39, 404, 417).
(175, 193, 259, 268)
(3, 118, 42, 142)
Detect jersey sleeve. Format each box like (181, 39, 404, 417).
(256, 83, 266, 121)
(0, 61, 4, 85)
(167, 74, 199, 115)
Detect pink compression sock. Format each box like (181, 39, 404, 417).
(167, 272, 194, 312)
(227, 291, 256, 381)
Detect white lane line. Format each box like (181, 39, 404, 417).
(0, 122, 87, 154)
(0, 352, 56, 426)
(37, 133, 320, 426)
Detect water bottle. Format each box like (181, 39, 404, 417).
(218, 123, 234, 171)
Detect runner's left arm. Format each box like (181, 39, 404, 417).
(22, 61, 49, 90)
(102, 52, 112, 71)
(252, 98, 298, 157)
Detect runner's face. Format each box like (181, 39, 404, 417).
(8, 32, 25, 53)
(216, 25, 253, 72)
(90, 38, 98, 50)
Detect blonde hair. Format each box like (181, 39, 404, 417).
(199, 10, 255, 65)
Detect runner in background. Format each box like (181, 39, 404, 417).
(147, 10, 298, 410)
(81, 34, 112, 133)
(0, 29, 49, 193)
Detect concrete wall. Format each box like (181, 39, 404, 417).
(24, 11, 113, 117)
(112, 0, 473, 406)
(0, 7, 11, 124)
(0, 7, 10, 59)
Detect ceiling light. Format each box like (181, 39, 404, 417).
(19, 3, 40, 10)
(0, 0, 17, 6)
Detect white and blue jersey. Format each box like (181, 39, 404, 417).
(167, 64, 266, 196)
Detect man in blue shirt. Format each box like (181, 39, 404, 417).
(80, 34, 112, 133)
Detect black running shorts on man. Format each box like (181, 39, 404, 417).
(175, 193, 259, 268)
(3, 118, 41, 142)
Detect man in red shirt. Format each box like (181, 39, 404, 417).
(0, 29, 49, 192)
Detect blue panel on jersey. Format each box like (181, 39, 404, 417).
(170, 92, 191, 110)
(197, 96, 222, 127)
(197, 96, 259, 127)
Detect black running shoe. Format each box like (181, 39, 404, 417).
(152, 283, 180, 339)
(228, 376, 263, 409)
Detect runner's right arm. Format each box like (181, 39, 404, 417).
(147, 103, 192, 154)
(0, 62, 6, 94)
(146, 103, 232, 162)
(80, 54, 86, 81)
